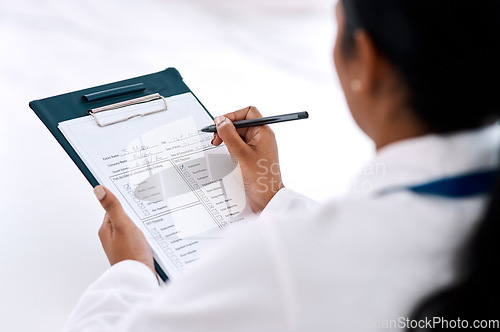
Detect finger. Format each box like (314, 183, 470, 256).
(98, 213, 112, 240)
(212, 128, 252, 147)
(93, 186, 133, 229)
(212, 106, 264, 147)
(224, 106, 263, 122)
(214, 116, 252, 158)
(225, 106, 263, 138)
(212, 132, 223, 146)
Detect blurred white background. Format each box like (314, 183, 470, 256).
(0, 0, 373, 330)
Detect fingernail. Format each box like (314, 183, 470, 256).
(211, 137, 215, 145)
(215, 116, 226, 126)
(94, 186, 106, 201)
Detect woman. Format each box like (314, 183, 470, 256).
(65, 0, 500, 331)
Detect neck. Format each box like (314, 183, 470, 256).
(373, 107, 431, 151)
(374, 128, 430, 150)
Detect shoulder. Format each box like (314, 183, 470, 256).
(157, 192, 486, 330)
(251, 192, 487, 321)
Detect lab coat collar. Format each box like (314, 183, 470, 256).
(350, 124, 500, 197)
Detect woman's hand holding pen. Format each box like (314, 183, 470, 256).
(212, 106, 284, 212)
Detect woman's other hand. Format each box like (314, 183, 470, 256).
(93, 186, 155, 275)
(212, 106, 284, 212)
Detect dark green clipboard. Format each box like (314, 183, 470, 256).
(29, 68, 214, 282)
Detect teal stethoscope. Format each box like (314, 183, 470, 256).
(379, 169, 498, 198)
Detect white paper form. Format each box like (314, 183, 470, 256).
(58, 93, 249, 279)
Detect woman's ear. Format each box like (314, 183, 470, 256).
(354, 29, 400, 97)
(351, 29, 379, 95)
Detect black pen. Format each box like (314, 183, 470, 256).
(200, 111, 309, 133)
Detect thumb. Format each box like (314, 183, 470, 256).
(214, 116, 251, 158)
(93, 186, 133, 228)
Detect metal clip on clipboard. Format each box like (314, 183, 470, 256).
(88, 93, 168, 127)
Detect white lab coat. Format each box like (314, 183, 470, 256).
(64, 125, 499, 332)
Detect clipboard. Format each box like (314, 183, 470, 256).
(29, 68, 214, 282)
